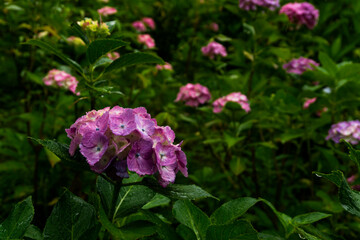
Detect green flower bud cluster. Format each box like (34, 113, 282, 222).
(77, 18, 110, 41)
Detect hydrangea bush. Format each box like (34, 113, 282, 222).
(3, 0, 360, 239)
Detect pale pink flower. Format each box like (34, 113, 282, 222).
(43, 69, 80, 95)
(156, 62, 173, 71)
(142, 17, 156, 30)
(303, 97, 317, 109)
(138, 34, 155, 48)
(132, 21, 147, 32)
(201, 41, 227, 59)
(97, 6, 117, 17)
(107, 52, 120, 60)
(175, 83, 211, 107)
(209, 22, 219, 32)
(213, 92, 250, 113)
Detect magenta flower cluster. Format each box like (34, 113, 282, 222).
(175, 83, 211, 107)
(201, 41, 227, 59)
(213, 92, 251, 113)
(132, 17, 156, 32)
(280, 2, 319, 29)
(326, 120, 360, 145)
(66, 106, 188, 187)
(43, 69, 79, 95)
(239, 0, 280, 11)
(283, 57, 319, 75)
(138, 34, 156, 48)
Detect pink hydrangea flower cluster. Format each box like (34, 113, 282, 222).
(97, 6, 117, 17)
(65, 106, 188, 187)
(213, 92, 250, 113)
(132, 18, 156, 32)
(175, 83, 211, 107)
(156, 62, 173, 71)
(209, 22, 219, 32)
(326, 120, 360, 145)
(283, 57, 319, 74)
(201, 41, 227, 59)
(107, 52, 120, 60)
(43, 69, 79, 95)
(132, 21, 147, 32)
(138, 34, 155, 48)
(303, 97, 317, 109)
(239, 0, 280, 11)
(280, 2, 319, 29)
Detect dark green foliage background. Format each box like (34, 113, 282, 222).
(1, 0, 360, 239)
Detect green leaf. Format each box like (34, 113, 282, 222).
(313, 171, 342, 187)
(105, 52, 164, 73)
(140, 210, 181, 240)
(97, 176, 155, 219)
(70, 22, 90, 45)
(176, 224, 197, 240)
(292, 212, 331, 226)
(43, 190, 98, 240)
(297, 228, 321, 240)
(105, 21, 117, 32)
(315, 170, 360, 218)
(319, 52, 337, 77)
(210, 197, 259, 225)
(31, 138, 90, 171)
(23, 40, 83, 74)
(260, 199, 294, 237)
(206, 220, 258, 240)
(98, 202, 156, 240)
(278, 130, 303, 144)
(87, 39, 127, 64)
(338, 63, 360, 79)
(173, 200, 210, 240)
(24, 225, 43, 240)
(0, 196, 34, 240)
(342, 139, 360, 172)
(142, 178, 217, 200)
(258, 233, 285, 240)
(113, 185, 155, 218)
(96, 176, 114, 214)
(142, 193, 171, 209)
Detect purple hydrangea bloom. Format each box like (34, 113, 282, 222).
(283, 57, 319, 75)
(65, 106, 188, 187)
(239, 0, 279, 11)
(80, 132, 109, 167)
(280, 2, 319, 29)
(201, 41, 227, 59)
(109, 109, 136, 136)
(326, 120, 360, 145)
(175, 83, 211, 107)
(127, 139, 156, 175)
